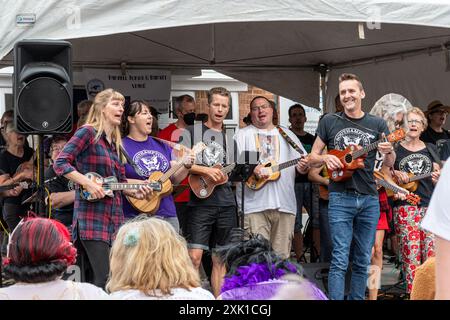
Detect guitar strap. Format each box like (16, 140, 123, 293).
(332, 113, 381, 137)
(276, 126, 306, 155)
(119, 145, 147, 178)
(425, 143, 442, 168)
(152, 136, 191, 153)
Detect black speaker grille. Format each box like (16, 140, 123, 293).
(17, 77, 72, 133)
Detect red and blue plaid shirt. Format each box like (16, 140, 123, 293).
(54, 125, 126, 244)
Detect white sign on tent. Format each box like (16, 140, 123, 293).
(83, 68, 171, 113)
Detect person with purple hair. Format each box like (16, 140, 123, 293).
(216, 231, 327, 300)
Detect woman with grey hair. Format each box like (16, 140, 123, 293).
(370, 93, 412, 132)
(367, 93, 412, 300)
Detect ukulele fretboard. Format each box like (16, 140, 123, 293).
(104, 182, 160, 191)
(377, 179, 407, 195)
(273, 157, 302, 172)
(408, 172, 433, 182)
(222, 163, 236, 174)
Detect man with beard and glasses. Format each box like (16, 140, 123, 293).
(234, 96, 309, 260)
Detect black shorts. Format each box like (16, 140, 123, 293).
(185, 206, 237, 251)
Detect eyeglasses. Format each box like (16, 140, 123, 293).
(250, 104, 271, 112)
(407, 120, 423, 125)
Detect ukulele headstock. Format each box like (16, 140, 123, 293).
(406, 193, 421, 206)
(386, 128, 406, 143)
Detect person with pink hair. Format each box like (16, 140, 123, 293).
(0, 217, 108, 299)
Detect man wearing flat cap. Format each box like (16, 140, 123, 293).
(421, 100, 450, 149)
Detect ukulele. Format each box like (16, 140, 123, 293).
(126, 142, 206, 214)
(189, 162, 236, 199)
(80, 172, 162, 202)
(328, 129, 405, 182)
(397, 172, 433, 192)
(373, 171, 421, 205)
(245, 157, 305, 190)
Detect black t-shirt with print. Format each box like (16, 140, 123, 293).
(394, 143, 436, 207)
(180, 123, 236, 207)
(316, 112, 389, 195)
(0, 146, 34, 205)
(294, 132, 315, 183)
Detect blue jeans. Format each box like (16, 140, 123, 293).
(328, 191, 380, 300)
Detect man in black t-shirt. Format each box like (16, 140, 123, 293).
(421, 100, 450, 151)
(178, 87, 237, 297)
(309, 73, 395, 300)
(288, 104, 318, 261)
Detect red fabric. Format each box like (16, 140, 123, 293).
(376, 211, 389, 230)
(158, 123, 190, 203)
(377, 189, 390, 230)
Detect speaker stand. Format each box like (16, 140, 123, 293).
(33, 135, 47, 216)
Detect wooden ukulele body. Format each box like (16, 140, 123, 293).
(398, 172, 419, 192)
(246, 160, 280, 190)
(126, 171, 172, 214)
(327, 145, 365, 182)
(189, 164, 228, 199)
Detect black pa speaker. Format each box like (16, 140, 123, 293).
(14, 40, 73, 134)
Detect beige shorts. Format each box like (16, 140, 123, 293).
(244, 209, 295, 259)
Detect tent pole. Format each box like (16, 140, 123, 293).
(316, 64, 328, 114)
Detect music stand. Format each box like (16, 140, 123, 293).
(228, 151, 259, 230)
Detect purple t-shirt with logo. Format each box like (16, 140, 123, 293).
(122, 136, 176, 218)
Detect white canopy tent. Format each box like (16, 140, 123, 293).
(1, 0, 450, 112)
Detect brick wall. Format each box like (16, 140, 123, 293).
(195, 85, 279, 128)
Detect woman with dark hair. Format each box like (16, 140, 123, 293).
(121, 100, 193, 231)
(216, 231, 327, 300)
(0, 217, 108, 299)
(0, 120, 34, 232)
(0, 110, 13, 149)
